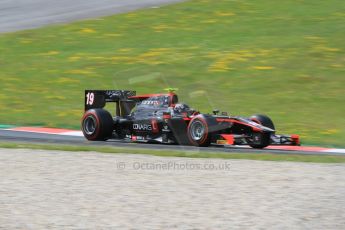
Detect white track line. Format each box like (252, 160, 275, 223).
(59, 131, 84, 137)
(323, 149, 345, 154)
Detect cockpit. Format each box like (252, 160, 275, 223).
(129, 93, 194, 119)
(135, 95, 171, 109)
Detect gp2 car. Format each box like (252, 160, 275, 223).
(81, 90, 300, 148)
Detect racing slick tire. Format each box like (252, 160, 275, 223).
(246, 132, 271, 149)
(248, 114, 274, 148)
(187, 115, 217, 147)
(250, 114, 275, 131)
(81, 109, 113, 141)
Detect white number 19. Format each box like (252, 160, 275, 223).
(86, 92, 95, 105)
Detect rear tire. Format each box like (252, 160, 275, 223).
(81, 109, 113, 141)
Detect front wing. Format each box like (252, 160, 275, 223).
(216, 134, 300, 146)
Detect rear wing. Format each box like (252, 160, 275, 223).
(85, 90, 136, 116)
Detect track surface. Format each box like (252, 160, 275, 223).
(0, 0, 185, 33)
(1, 129, 344, 156)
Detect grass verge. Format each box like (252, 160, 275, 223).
(0, 0, 344, 146)
(0, 142, 344, 163)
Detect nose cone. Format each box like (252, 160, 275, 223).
(262, 126, 275, 132)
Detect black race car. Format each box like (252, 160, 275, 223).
(81, 90, 300, 148)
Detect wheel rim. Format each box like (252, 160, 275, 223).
(84, 115, 97, 135)
(190, 120, 205, 141)
(247, 133, 261, 143)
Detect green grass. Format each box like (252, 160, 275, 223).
(0, 0, 344, 147)
(0, 142, 344, 163)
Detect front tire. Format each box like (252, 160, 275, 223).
(187, 115, 217, 147)
(247, 114, 274, 148)
(81, 109, 113, 141)
(246, 132, 271, 149)
(250, 114, 275, 131)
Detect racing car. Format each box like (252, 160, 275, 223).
(81, 89, 300, 148)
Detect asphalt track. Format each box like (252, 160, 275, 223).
(0, 0, 185, 33)
(1, 129, 344, 156)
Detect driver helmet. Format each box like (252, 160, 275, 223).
(173, 103, 189, 113)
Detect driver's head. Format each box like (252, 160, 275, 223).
(174, 103, 189, 113)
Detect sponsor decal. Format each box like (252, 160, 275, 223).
(151, 119, 159, 133)
(133, 123, 152, 131)
(141, 100, 161, 105)
(132, 135, 145, 140)
(216, 140, 228, 145)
